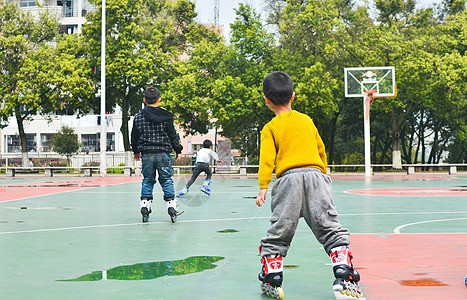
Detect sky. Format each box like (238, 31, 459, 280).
(193, 0, 443, 39)
(192, 0, 263, 38)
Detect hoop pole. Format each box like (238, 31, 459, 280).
(100, 0, 107, 177)
(363, 94, 371, 176)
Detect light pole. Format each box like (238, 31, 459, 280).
(99, 0, 107, 176)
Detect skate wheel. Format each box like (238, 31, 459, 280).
(276, 287, 284, 299)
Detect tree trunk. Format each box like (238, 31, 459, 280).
(392, 131, 402, 169)
(327, 115, 338, 165)
(121, 94, 130, 152)
(119, 93, 133, 167)
(428, 129, 438, 164)
(15, 108, 29, 167)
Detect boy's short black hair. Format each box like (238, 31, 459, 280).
(144, 87, 161, 104)
(262, 71, 294, 105)
(203, 139, 213, 148)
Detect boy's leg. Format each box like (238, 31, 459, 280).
(300, 170, 350, 253)
(141, 153, 157, 199)
(260, 174, 302, 257)
(204, 163, 212, 180)
(155, 153, 183, 222)
(140, 153, 157, 222)
(199, 163, 212, 195)
(185, 163, 203, 189)
(177, 164, 203, 197)
(300, 170, 360, 296)
(154, 152, 175, 199)
(258, 177, 296, 299)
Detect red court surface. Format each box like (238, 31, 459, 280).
(352, 233, 467, 299)
(346, 187, 467, 197)
(0, 176, 142, 202)
(2, 172, 467, 299)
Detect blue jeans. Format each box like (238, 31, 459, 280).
(140, 152, 174, 201)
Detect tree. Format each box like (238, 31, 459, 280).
(82, 0, 211, 162)
(1, 2, 63, 166)
(214, 4, 275, 159)
(50, 126, 82, 166)
(164, 4, 275, 160)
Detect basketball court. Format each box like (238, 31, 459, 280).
(1, 172, 467, 299)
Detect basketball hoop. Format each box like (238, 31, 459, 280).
(363, 90, 377, 121)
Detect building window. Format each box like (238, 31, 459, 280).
(81, 134, 98, 153)
(81, 133, 115, 153)
(20, 0, 36, 7)
(64, 0, 74, 17)
(192, 143, 203, 154)
(40, 134, 55, 152)
(106, 133, 115, 152)
(6, 134, 36, 153)
(6, 135, 20, 153)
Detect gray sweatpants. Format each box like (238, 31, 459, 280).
(260, 168, 350, 257)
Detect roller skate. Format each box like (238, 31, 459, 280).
(166, 198, 183, 223)
(258, 246, 284, 299)
(140, 198, 152, 223)
(177, 186, 189, 197)
(330, 246, 362, 299)
(200, 179, 211, 196)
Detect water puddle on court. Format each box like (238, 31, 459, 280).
(58, 256, 224, 281)
(400, 278, 448, 286)
(217, 229, 239, 233)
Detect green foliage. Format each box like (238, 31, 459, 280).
(0, 1, 94, 166)
(82, 0, 214, 151)
(50, 126, 81, 163)
(2, 0, 466, 167)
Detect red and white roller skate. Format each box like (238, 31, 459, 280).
(258, 246, 284, 299)
(330, 246, 363, 299)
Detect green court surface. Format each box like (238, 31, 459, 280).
(1, 173, 467, 299)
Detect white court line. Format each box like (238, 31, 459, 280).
(3, 212, 467, 235)
(0, 181, 136, 204)
(339, 211, 467, 216)
(0, 216, 270, 235)
(394, 217, 467, 234)
(73, 191, 253, 194)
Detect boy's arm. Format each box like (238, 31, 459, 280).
(130, 119, 140, 154)
(256, 188, 268, 207)
(167, 119, 183, 154)
(258, 125, 276, 189)
(210, 150, 222, 163)
(315, 129, 328, 172)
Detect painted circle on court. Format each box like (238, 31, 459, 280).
(345, 187, 467, 197)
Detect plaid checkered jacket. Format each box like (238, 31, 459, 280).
(131, 106, 183, 154)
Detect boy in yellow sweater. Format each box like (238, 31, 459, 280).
(256, 72, 361, 299)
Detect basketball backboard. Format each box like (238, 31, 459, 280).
(344, 67, 396, 98)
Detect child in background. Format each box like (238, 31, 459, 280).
(177, 139, 222, 196)
(131, 87, 183, 223)
(255, 72, 361, 299)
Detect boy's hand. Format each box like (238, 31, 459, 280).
(175, 153, 181, 162)
(134, 153, 141, 161)
(217, 160, 223, 164)
(256, 189, 268, 207)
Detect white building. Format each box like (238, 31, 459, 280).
(1, 114, 122, 155)
(9, 0, 96, 34)
(1, 1, 233, 164)
(0, 113, 227, 158)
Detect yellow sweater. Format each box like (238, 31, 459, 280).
(258, 110, 327, 189)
